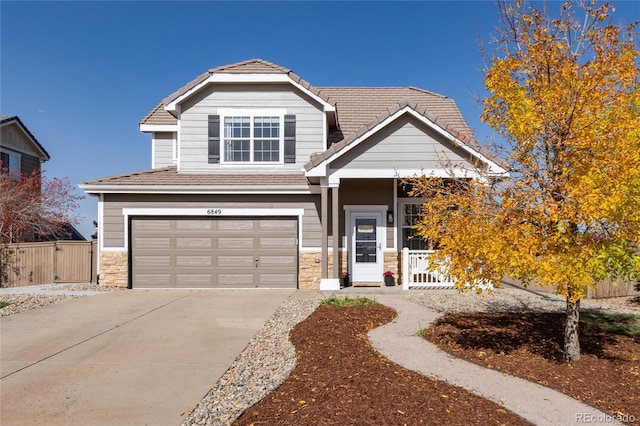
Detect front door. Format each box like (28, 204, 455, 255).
(350, 212, 383, 283)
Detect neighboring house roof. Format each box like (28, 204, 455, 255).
(82, 166, 312, 193)
(0, 115, 51, 161)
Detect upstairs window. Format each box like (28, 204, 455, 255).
(1, 151, 21, 176)
(223, 116, 280, 162)
(208, 111, 295, 165)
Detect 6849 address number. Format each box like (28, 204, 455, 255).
(206, 208, 222, 216)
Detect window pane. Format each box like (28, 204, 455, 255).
(254, 139, 279, 162)
(225, 140, 250, 162)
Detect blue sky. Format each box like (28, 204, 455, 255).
(2, 0, 638, 239)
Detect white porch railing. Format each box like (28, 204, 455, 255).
(402, 248, 456, 289)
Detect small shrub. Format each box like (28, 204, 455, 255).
(321, 295, 378, 307)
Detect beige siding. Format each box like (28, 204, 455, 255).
(1, 123, 44, 175)
(179, 84, 325, 171)
(331, 115, 475, 171)
(152, 132, 175, 168)
(101, 193, 321, 249)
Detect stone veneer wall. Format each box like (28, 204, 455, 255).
(384, 251, 401, 285)
(299, 251, 349, 290)
(299, 251, 404, 288)
(99, 251, 128, 288)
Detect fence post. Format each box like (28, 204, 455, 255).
(402, 247, 409, 290)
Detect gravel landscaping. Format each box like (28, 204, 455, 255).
(0, 283, 124, 317)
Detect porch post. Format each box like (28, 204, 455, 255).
(402, 247, 410, 290)
(319, 185, 341, 291)
(331, 186, 339, 279)
(321, 186, 328, 280)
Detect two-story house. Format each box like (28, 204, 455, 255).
(81, 59, 507, 290)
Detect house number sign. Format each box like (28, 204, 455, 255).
(206, 208, 222, 216)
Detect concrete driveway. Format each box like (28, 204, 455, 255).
(0, 289, 294, 426)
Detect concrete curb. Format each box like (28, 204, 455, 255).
(368, 296, 624, 426)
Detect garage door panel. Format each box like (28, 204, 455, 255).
(176, 220, 212, 231)
(217, 274, 255, 287)
(135, 256, 172, 268)
(259, 274, 296, 287)
(175, 274, 213, 287)
(259, 237, 296, 249)
(135, 274, 172, 286)
(259, 219, 297, 231)
(176, 256, 212, 267)
(135, 238, 172, 250)
(176, 238, 212, 249)
(218, 220, 254, 231)
(218, 237, 254, 249)
(131, 217, 297, 289)
(218, 256, 254, 268)
(134, 220, 172, 231)
(258, 256, 296, 267)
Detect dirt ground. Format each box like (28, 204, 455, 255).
(234, 304, 531, 425)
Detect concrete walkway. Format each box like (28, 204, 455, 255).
(369, 296, 624, 426)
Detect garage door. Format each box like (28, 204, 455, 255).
(131, 217, 298, 289)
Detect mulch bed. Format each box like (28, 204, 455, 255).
(423, 312, 640, 422)
(234, 304, 530, 425)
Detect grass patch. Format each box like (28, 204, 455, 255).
(321, 295, 378, 307)
(0, 301, 11, 309)
(581, 312, 640, 338)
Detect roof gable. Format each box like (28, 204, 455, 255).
(305, 102, 508, 176)
(0, 115, 51, 161)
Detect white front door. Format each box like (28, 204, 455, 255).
(350, 212, 383, 283)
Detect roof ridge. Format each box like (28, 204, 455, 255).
(408, 86, 448, 99)
(208, 58, 291, 74)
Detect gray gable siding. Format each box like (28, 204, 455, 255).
(1, 122, 45, 175)
(179, 84, 324, 172)
(152, 132, 175, 169)
(101, 193, 322, 249)
(330, 115, 476, 171)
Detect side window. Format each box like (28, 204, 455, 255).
(1, 151, 21, 175)
(401, 202, 432, 250)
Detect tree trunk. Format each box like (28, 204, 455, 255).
(564, 296, 581, 362)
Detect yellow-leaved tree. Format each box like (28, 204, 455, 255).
(408, 0, 640, 362)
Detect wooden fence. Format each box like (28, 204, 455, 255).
(1, 241, 97, 287)
(501, 276, 640, 299)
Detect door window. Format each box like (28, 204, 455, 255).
(355, 218, 377, 263)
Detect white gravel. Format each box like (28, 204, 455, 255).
(0, 283, 124, 317)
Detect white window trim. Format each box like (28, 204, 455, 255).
(218, 108, 287, 165)
(114, 207, 304, 250)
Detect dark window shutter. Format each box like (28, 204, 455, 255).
(284, 115, 296, 164)
(208, 115, 220, 164)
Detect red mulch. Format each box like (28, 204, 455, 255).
(234, 304, 530, 425)
(423, 312, 640, 422)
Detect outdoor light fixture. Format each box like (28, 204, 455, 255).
(387, 210, 394, 224)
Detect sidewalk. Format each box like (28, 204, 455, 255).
(369, 296, 624, 426)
